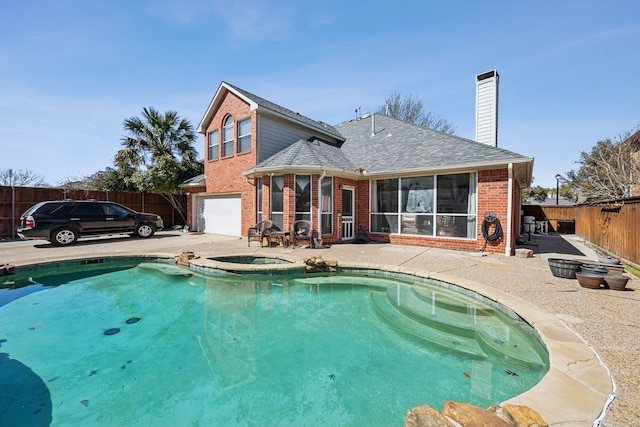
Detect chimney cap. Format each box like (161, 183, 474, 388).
(477, 70, 499, 81)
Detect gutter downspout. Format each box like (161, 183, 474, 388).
(505, 163, 513, 256)
(317, 170, 326, 236)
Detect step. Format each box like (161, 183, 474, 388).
(370, 291, 487, 359)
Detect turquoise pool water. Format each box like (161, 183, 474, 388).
(0, 260, 548, 426)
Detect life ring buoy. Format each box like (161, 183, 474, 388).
(482, 214, 503, 242)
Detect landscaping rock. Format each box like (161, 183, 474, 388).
(303, 256, 338, 272)
(405, 401, 548, 427)
(174, 251, 199, 266)
(404, 404, 455, 427)
(490, 404, 548, 427)
(1, 264, 15, 275)
(442, 401, 511, 427)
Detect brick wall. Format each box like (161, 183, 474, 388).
(202, 91, 258, 235)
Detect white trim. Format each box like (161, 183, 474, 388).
(505, 163, 513, 256)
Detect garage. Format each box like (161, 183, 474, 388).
(194, 194, 242, 236)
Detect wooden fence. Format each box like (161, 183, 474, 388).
(524, 199, 640, 266)
(522, 205, 576, 234)
(574, 198, 640, 266)
(0, 186, 185, 240)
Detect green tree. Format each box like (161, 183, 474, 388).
(566, 127, 640, 201)
(528, 185, 549, 203)
(103, 107, 203, 223)
(376, 92, 457, 135)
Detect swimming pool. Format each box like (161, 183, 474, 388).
(0, 258, 548, 426)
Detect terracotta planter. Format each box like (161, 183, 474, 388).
(575, 272, 604, 289)
(581, 264, 610, 275)
(604, 274, 630, 290)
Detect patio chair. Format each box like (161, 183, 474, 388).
(291, 219, 314, 248)
(247, 220, 274, 247)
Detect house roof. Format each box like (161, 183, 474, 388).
(337, 114, 533, 176)
(245, 138, 355, 176)
(179, 173, 206, 187)
(247, 112, 533, 186)
(201, 82, 533, 187)
(197, 82, 344, 141)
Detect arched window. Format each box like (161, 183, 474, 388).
(222, 115, 234, 157)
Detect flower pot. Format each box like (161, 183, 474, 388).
(581, 264, 610, 275)
(548, 258, 582, 279)
(575, 272, 605, 289)
(604, 274, 630, 290)
(599, 256, 621, 265)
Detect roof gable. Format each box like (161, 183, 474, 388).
(246, 138, 355, 175)
(198, 82, 344, 141)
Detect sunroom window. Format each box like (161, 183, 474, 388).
(256, 177, 262, 223)
(320, 177, 333, 235)
(295, 175, 311, 221)
(370, 173, 477, 239)
(270, 176, 284, 231)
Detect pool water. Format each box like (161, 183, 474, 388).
(0, 261, 548, 426)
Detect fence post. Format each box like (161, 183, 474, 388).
(10, 169, 15, 240)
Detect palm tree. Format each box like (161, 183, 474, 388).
(118, 107, 202, 224)
(120, 107, 197, 167)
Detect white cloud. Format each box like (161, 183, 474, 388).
(212, 0, 294, 41)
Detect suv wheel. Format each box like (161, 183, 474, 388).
(135, 223, 155, 238)
(51, 227, 79, 246)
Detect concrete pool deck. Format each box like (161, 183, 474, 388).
(1, 231, 637, 426)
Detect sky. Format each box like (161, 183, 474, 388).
(1, 0, 639, 189)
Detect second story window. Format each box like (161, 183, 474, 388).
(238, 118, 251, 153)
(207, 130, 219, 160)
(222, 115, 234, 157)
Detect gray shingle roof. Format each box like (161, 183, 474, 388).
(224, 82, 344, 141)
(336, 114, 532, 174)
(250, 138, 355, 172)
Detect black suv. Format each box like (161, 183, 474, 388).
(17, 200, 164, 246)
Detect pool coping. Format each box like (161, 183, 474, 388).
(7, 253, 614, 426)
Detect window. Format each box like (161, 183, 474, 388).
(270, 176, 284, 230)
(295, 175, 311, 221)
(222, 115, 234, 157)
(238, 118, 251, 153)
(207, 130, 219, 160)
(401, 176, 434, 235)
(370, 173, 476, 238)
(435, 173, 476, 238)
(320, 178, 333, 235)
(370, 178, 399, 234)
(256, 177, 262, 223)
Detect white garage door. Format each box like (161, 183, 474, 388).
(196, 196, 242, 236)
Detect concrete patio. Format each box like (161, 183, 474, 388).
(1, 231, 637, 426)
